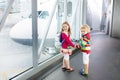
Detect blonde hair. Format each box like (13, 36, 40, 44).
(61, 21, 71, 34)
(80, 24, 90, 33)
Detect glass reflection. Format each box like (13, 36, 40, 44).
(0, 0, 32, 79)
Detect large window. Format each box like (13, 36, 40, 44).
(0, 0, 32, 79)
(0, 0, 84, 79)
(0, 0, 59, 79)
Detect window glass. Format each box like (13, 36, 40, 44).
(0, 0, 7, 21)
(58, 2, 64, 17)
(0, 0, 32, 79)
(37, 1, 59, 64)
(67, 1, 72, 17)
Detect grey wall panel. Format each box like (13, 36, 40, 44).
(112, 0, 120, 38)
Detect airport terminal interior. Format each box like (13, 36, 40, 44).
(0, 0, 120, 80)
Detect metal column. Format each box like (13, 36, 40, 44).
(82, 0, 87, 24)
(64, 0, 67, 21)
(32, 0, 38, 67)
(0, 0, 14, 31)
(70, 0, 79, 40)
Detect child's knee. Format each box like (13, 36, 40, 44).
(83, 53, 90, 64)
(64, 54, 69, 60)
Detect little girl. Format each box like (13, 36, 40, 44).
(60, 21, 76, 72)
(79, 24, 91, 76)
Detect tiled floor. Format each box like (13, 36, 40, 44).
(37, 32, 120, 80)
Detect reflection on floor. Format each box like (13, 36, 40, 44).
(36, 32, 120, 80)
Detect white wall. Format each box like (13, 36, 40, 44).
(88, 0, 103, 31)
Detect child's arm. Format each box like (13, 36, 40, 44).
(62, 33, 75, 48)
(82, 33, 90, 47)
(83, 33, 90, 41)
(83, 37, 90, 42)
(79, 38, 86, 47)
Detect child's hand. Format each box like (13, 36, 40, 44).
(75, 44, 81, 48)
(77, 44, 80, 48)
(68, 51, 72, 55)
(74, 44, 78, 48)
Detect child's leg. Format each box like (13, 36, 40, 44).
(64, 53, 74, 71)
(62, 58, 66, 68)
(61, 49, 69, 68)
(64, 50, 72, 68)
(63, 53, 70, 68)
(84, 64, 89, 74)
(83, 52, 90, 74)
(61, 49, 74, 71)
(62, 53, 68, 71)
(62, 53, 69, 68)
(68, 50, 72, 55)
